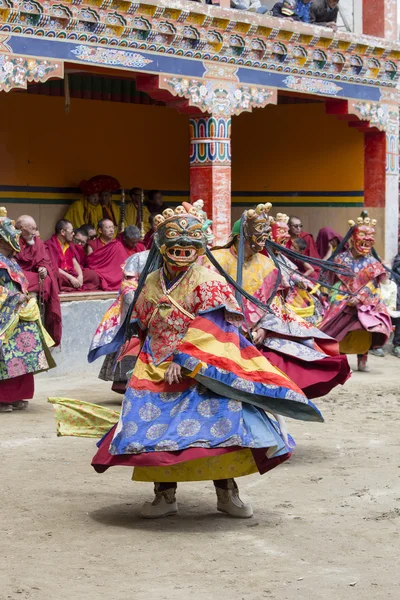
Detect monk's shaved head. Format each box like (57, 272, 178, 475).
(16, 215, 38, 245)
(16, 215, 37, 229)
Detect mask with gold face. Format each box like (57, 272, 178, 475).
(271, 213, 290, 246)
(243, 203, 272, 253)
(154, 203, 206, 270)
(0, 207, 21, 253)
(348, 216, 376, 257)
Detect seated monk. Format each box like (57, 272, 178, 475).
(45, 219, 100, 292)
(143, 213, 157, 249)
(126, 188, 150, 233)
(73, 227, 89, 263)
(14, 215, 62, 347)
(120, 225, 146, 255)
(286, 215, 320, 260)
(91, 175, 121, 226)
(85, 226, 146, 291)
(64, 179, 102, 229)
(81, 224, 97, 245)
(87, 219, 115, 254)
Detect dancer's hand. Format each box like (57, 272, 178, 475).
(348, 297, 360, 307)
(165, 363, 182, 385)
(252, 329, 266, 346)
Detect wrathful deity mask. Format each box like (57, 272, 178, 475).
(154, 203, 206, 269)
(348, 216, 377, 257)
(271, 213, 290, 246)
(0, 207, 21, 253)
(243, 203, 273, 253)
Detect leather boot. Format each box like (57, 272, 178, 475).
(215, 479, 253, 519)
(140, 483, 178, 519)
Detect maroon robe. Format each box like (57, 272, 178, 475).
(85, 239, 132, 291)
(287, 232, 320, 259)
(316, 227, 343, 259)
(88, 238, 108, 253)
(15, 237, 62, 346)
(45, 235, 100, 292)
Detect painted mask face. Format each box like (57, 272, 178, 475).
(244, 214, 271, 253)
(0, 216, 21, 253)
(271, 222, 290, 246)
(351, 225, 375, 257)
(156, 214, 206, 269)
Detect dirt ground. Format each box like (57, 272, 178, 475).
(1, 354, 400, 600)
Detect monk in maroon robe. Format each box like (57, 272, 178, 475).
(46, 220, 100, 292)
(15, 216, 62, 346)
(87, 219, 115, 254)
(286, 215, 320, 259)
(85, 226, 146, 291)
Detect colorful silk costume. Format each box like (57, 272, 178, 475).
(320, 250, 392, 354)
(51, 204, 323, 489)
(0, 213, 56, 403)
(203, 247, 349, 399)
(91, 262, 322, 481)
(89, 251, 149, 391)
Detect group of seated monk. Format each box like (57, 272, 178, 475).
(64, 174, 165, 236)
(12, 176, 167, 347)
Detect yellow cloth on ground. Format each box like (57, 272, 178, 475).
(48, 398, 119, 438)
(48, 398, 259, 482)
(339, 330, 372, 355)
(132, 449, 258, 482)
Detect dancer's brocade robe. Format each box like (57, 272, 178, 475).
(91, 263, 322, 482)
(202, 248, 350, 399)
(88, 251, 149, 390)
(0, 254, 55, 402)
(320, 251, 392, 354)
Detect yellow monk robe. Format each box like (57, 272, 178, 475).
(65, 200, 103, 229)
(101, 201, 120, 228)
(124, 203, 151, 233)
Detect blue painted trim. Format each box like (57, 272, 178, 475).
(7, 34, 389, 102)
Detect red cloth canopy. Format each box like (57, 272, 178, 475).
(16, 237, 62, 346)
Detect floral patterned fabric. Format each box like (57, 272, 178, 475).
(109, 266, 322, 463)
(320, 251, 392, 348)
(200, 249, 350, 399)
(0, 255, 55, 384)
(130, 265, 242, 366)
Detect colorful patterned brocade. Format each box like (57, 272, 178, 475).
(0, 254, 55, 384)
(320, 251, 392, 352)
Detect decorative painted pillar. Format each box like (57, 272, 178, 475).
(159, 67, 277, 246)
(350, 101, 399, 260)
(362, 0, 398, 40)
(189, 116, 231, 245)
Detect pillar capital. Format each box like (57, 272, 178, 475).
(159, 62, 277, 118)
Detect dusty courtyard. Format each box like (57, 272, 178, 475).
(1, 354, 399, 600)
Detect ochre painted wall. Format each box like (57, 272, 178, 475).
(232, 103, 364, 193)
(0, 93, 366, 244)
(0, 93, 189, 190)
